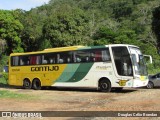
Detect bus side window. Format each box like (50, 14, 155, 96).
(29, 56, 41, 65)
(57, 54, 60, 63)
(76, 57, 81, 62)
(12, 56, 19, 66)
(95, 51, 102, 62)
(21, 56, 30, 65)
(43, 60, 48, 64)
(42, 55, 48, 64)
(20, 59, 24, 65)
(90, 53, 95, 62)
(102, 50, 111, 62)
(57, 54, 65, 63)
(67, 57, 71, 63)
(49, 58, 54, 64)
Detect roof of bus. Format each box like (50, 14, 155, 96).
(107, 44, 139, 48)
(10, 44, 139, 56)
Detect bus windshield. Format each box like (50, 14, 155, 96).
(131, 54, 148, 76)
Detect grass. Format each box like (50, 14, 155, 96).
(0, 74, 36, 100)
(0, 90, 35, 99)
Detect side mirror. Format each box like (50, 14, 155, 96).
(143, 55, 152, 64)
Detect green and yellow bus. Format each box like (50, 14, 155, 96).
(8, 44, 150, 92)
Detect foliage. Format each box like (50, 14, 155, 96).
(42, 4, 90, 48)
(2, 72, 8, 83)
(147, 63, 160, 75)
(0, 55, 8, 72)
(152, 6, 160, 51)
(0, 76, 7, 85)
(0, 72, 8, 87)
(0, 10, 24, 54)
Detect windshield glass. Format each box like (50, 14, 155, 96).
(131, 54, 147, 75)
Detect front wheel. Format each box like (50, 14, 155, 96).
(99, 79, 111, 92)
(146, 81, 154, 89)
(32, 79, 41, 90)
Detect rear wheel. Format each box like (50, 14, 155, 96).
(146, 81, 154, 89)
(23, 79, 32, 89)
(32, 79, 41, 90)
(99, 79, 111, 92)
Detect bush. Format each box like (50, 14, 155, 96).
(1, 72, 8, 84)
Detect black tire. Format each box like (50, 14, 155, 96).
(146, 81, 154, 89)
(23, 79, 32, 89)
(99, 79, 111, 92)
(32, 79, 41, 90)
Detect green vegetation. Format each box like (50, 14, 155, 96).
(0, 0, 160, 74)
(0, 76, 7, 85)
(0, 74, 35, 100)
(0, 90, 35, 99)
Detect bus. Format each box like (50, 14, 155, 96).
(8, 44, 150, 92)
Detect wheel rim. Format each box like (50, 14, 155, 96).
(101, 83, 108, 89)
(25, 82, 29, 87)
(23, 79, 31, 89)
(99, 80, 111, 92)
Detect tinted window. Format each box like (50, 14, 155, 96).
(73, 49, 111, 63)
(11, 48, 111, 66)
(11, 56, 19, 66)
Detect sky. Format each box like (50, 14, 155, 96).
(0, 0, 50, 11)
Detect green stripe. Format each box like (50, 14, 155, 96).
(56, 64, 80, 82)
(55, 63, 93, 83)
(67, 63, 93, 82)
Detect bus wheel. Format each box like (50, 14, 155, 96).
(23, 79, 32, 89)
(32, 79, 41, 90)
(99, 79, 111, 92)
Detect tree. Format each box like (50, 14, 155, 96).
(152, 6, 160, 50)
(93, 26, 118, 45)
(19, 8, 48, 52)
(42, 4, 90, 48)
(0, 10, 24, 54)
(111, 0, 133, 20)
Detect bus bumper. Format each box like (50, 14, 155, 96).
(132, 80, 148, 87)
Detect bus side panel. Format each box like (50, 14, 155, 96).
(9, 74, 17, 85)
(52, 62, 118, 88)
(9, 67, 23, 86)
